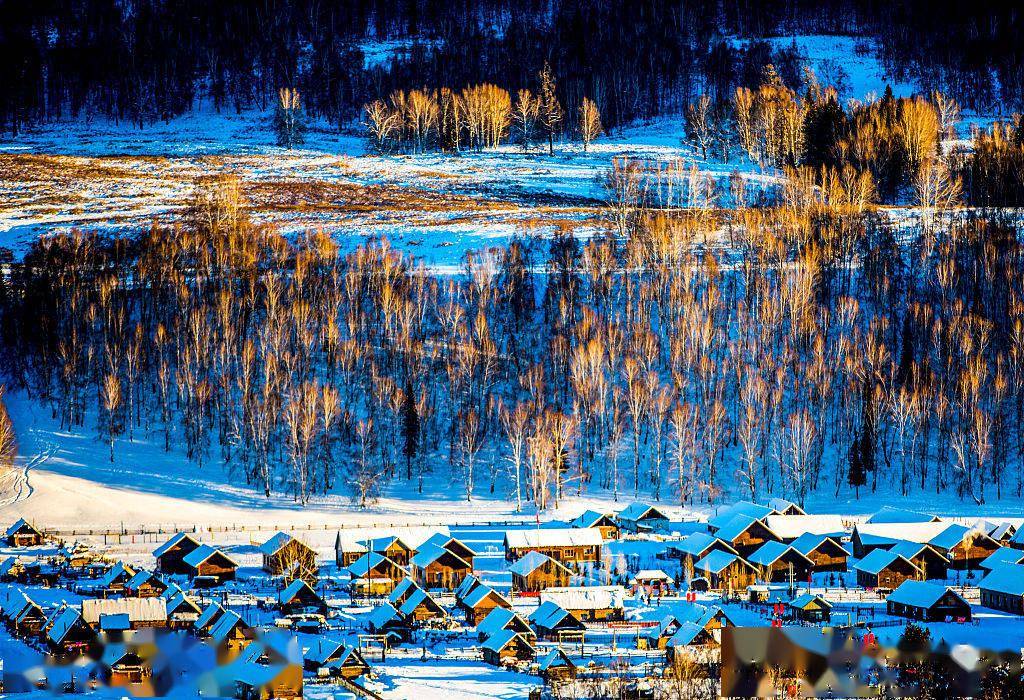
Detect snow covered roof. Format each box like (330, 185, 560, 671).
(47, 606, 85, 644)
(980, 548, 1024, 571)
(481, 627, 533, 654)
(569, 510, 616, 529)
(889, 540, 948, 563)
(978, 563, 1024, 597)
(764, 515, 845, 540)
(674, 532, 737, 557)
(695, 550, 741, 575)
(630, 569, 674, 584)
(866, 507, 941, 524)
(618, 502, 669, 522)
(929, 524, 995, 551)
(538, 647, 573, 671)
(99, 613, 131, 631)
(454, 574, 481, 600)
(366, 603, 402, 630)
(666, 621, 709, 647)
(789, 533, 845, 557)
(305, 638, 345, 665)
(369, 535, 411, 552)
(462, 584, 510, 609)
(887, 580, 964, 609)
(258, 532, 295, 556)
(126, 569, 163, 591)
(82, 597, 168, 625)
(278, 579, 321, 606)
(476, 607, 527, 639)
(388, 577, 419, 604)
(747, 541, 811, 568)
(348, 552, 400, 577)
(99, 562, 136, 587)
(853, 549, 918, 576)
(399, 587, 444, 617)
(540, 586, 625, 611)
(410, 543, 470, 569)
(715, 514, 777, 543)
(209, 610, 245, 643)
(767, 498, 806, 515)
(195, 603, 224, 630)
(153, 532, 199, 558)
(504, 528, 603, 550)
(182, 544, 238, 569)
(166, 591, 201, 616)
(988, 522, 1016, 541)
(789, 593, 832, 610)
(528, 601, 582, 631)
(854, 522, 949, 544)
(508, 551, 570, 577)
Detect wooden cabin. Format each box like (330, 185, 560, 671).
(410, 544, 472, 590)
(5, 519, 44, 547)
(854, 550, 920, 589)
(665, 622, 719, 665)
(277, 579, 328, 616)
(929, 525, 1001, 572)
(851, 522, 949, 559)
(397, 586, 447, 623)
(714, 515, 781, 558)
(165, 590, 202, 630)
(347, 553, 406, 596)
(124, 570, 168, 598)
(538, 648, 577, 681)
(99, 562, 137, 597)
(1, 590, 45, 636)
(503, 528, 603, 568)
(475, 607, 535, 643)
(422, 533, 477, 570)
(887, 581, 971, 622)
(304, 640, 370, 680)
(209, 610, 256, 662)
(787, 593, 832, 623)
(747, 542, 814, 584)
(509, 551, 573, 593)
(183, 545, 238, 584)
(988, 522, 1017, 544)
(693, 551, 758, 591)
(232, 661, 303, 700)
(153, 533, 202, 576)
(194, 603, 227, 637)
(46, 606, 95, 656)
(979, 563, 1024, 614)
(365, 602, 409, 642)
(569, 510, 620, 540)
(673, 533, 739, 580)
(368, 536, 415, 567)
(482, 629, 536, 666)
(101, 644, 153, 690)
(618, 502, 671, 534)
(528, 601, 586, 640)
(789, 534, 848, 573)
(260, 533, 319, 582)
(889, 541, 949, 581)
(459, 585, 512, 626)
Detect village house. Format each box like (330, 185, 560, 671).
(713, 515, 782, 558)
(153, 532, 202, 575)
(388, 578, 422, 608)
(347, 552, 406, 596)
(98, 562, 137, 597)
(887, 580, 972, 622)
(227, 638, 303, 700)
(482, 628, 536, 666)
(707, 501, 777, 532)
(410, 543, 472, 590)
(398, 585, 447, 623)
(259, 532, 319, 582)
(101, 642, 153, 690)
(304, 639, 370, 680)
(183, 545, 238, 585)
(538, 648, 577, 681)
(334, 536, 367, 568)
(618, 502, 671, 533)
(528, 601, 586, 640)
(365, 602, 408, 642)
(747, 541, 814, 584)
(277, 579, 328, 616)
(124, 570, 169, 598)
(509, 551, 573, 592)
(0, 556, 24, 582)
(82, 597, 168, 630)
(978, 563, 1024, 614)
(986, 522, 1017, 544)
(889, 541, 949, 580)
(767, 498, 807, 516)
(539, 585, 626, 622)
(475, 607, 535, 643)
(165, 589, 202, 629)
(569, 510, 620, 540)
(194, 602, 227, 638)
(866, 507, 942, 524)
(1, 589, 45, 636)
(368, 536, 416, 567)
(928, 524, 1001, 572)
(5, 518, 44, 547)
(789, 533, 849, 572)
(209, 610, 256, 662)
(640, 603, 734, 650)
(665, 622, 719, 665)
(503, 528, 603, 568)
(673, 533, 739, 578)
(854, 549, 921, 589)
(763, 515, 846, 544)
(422, 533, 477, 570)
(693, 551, 758, 591)
(787, 593, 832, 623)
(46, 606, 95, 656)
(459, 584, 512, 626)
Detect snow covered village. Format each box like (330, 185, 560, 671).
(3, 0, 1024, 698)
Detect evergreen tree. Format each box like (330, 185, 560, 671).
(401, 380, 420, 481)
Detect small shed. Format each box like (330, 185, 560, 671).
(5, 519, 44, 547)
(618, 503, 671, 534)
(886, 580, 971, 622)
(528, 601, 585, 640)
(410, 544, 472, 590)
(182, 545, 238, 584)
(569, 510, 620, 540)
(304, 639, 370, 679)
(787, 593, 832, 623)
(277, 579, 328, 616)
(538, 647, 576, 680)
